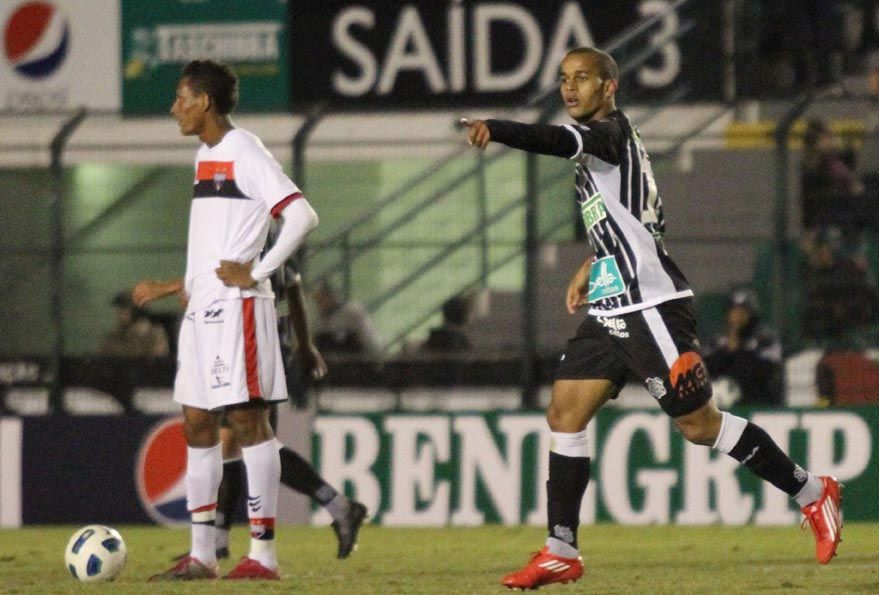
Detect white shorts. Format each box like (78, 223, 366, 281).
(174, 297, 287, 410)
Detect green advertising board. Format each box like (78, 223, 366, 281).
(121, 0, 289, 114)
(311, 407, 878, 526)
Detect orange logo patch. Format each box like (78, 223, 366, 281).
(669, 351, 710, 399)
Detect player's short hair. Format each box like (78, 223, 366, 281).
(182, 60, 239, 115)
(565, 47, 619, 82)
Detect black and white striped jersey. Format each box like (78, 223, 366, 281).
(486, 110, 692, 316)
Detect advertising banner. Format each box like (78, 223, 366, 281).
(121, 0, 290, 114)
(0, 0, 121, 112)
(5, 407, 876, 525)
(311, 408, 877, 526)
(289, 0, 723, 109)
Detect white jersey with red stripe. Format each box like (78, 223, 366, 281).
(185, 128, 300, 312)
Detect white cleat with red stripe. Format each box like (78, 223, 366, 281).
(501, 546, 584, 590)
(801, 476, 843, 564)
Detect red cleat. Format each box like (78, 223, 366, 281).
(501, 546, 583, 590)
(148, 555, 218, 581)
(801, 476, 843, 564)
(222, 557, 280, 580)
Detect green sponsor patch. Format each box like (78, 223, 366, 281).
(580, 192, 607, 230)
(588, 256, 625, 301)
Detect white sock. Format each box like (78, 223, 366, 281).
(186, 444, 223, 565)
(545, 536, 580, 559)
(551, 429, 589, 458)
(794, 474, 825, 508)
(242, 439, 281, 569)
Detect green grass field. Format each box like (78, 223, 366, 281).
(0, 524, 876, 594)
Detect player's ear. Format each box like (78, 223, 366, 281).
(604, 79, 618, 99)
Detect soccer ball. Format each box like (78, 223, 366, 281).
(64, 525, 127, 582)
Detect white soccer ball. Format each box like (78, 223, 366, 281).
(64, 525, 127, 582)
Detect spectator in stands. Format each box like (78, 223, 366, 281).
(99, 292, 169, 358)
(312, 281, 382, 359)
(421, 294, 473, 353)
(800, 119, 863, 237)
(801, 228, 879, 342)
(704, 288, 783, 406)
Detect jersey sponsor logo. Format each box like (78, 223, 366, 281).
(597, 315, 629, 338)
(135, 417, 188, 526)
(588, 256, 625, 302)
(646, 377, 667, 399)
(3, 1, 70, 80)
(579, 192, 607, 230)
(669, 351, 711, 401)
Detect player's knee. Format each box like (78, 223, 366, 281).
(225, 403, 273, 446)
(673, 405, 722, 446)
(546, 402, 580, 432)
(674, 418, 715, 445)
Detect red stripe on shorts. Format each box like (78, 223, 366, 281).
(242, 297, 261, 398)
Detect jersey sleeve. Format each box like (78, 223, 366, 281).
(485, 117, 623, 165)
(237, 140, 302, 216)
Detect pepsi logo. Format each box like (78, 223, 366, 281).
(135, 417, 188, 526)
(3, 1, 69, 79)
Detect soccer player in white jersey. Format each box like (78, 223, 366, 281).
(135, 60, 318, 581)
(464, 47, 843, 590)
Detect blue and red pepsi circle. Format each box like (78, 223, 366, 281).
(135, 417, 188, 526)
(3, 1, 69, 79)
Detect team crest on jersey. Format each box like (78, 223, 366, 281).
(646, 377, 667, 399)
(213, 171, 226, 191)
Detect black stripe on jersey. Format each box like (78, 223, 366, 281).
(628, 140, 643, 217)
(193, 180, 250, 200)
(619, 144, 630, 210)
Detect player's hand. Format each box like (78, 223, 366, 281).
(132, 280, 176, 307)
(461, 118, 491, 149)
(565, 262, 591, 314)
(298, 343, 328, 381)
(216, 260, 258, 289)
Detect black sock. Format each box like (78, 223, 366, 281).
(727, 422, 808, 496)
(547, 452, 590, 549)
(216, 459, 244, 530)
(279, 446, 337, 503)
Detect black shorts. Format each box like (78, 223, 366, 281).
(555, 298, 712, 417)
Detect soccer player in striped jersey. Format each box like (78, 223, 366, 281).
(464, 47, 842, 590)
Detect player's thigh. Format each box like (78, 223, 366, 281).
(613, 299, 712, 418)
(551, 315, 626, 432)
(548, 378, 619, 432)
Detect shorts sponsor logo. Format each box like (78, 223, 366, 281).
(646, 377, 667, 399)
(135, 418, 188, 525)
(211, 355, 230, 389)
(588, 256, 625, 302)
(669, 351, 710, 401)
(597, 315, 629, 338)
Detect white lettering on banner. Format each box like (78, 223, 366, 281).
(382, 416, 451, 526)
(312, 417, 382, 526)
(801, 413, 872, 481)
(0, 418, 23, 528)
(676, 444, 753, 525)
(310, 410, 874, 526)
(473, 4, 543, 92)
(328, 1, 676, 97)
(451, 416, 526, 525)
(752, 413, 799, 526)
(636, 0, 681, 88)
(377, 7, 445, 94)
(600, 413, 678, 524)
(155, 23, 281, 63)
(332, 8, 378, 96)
